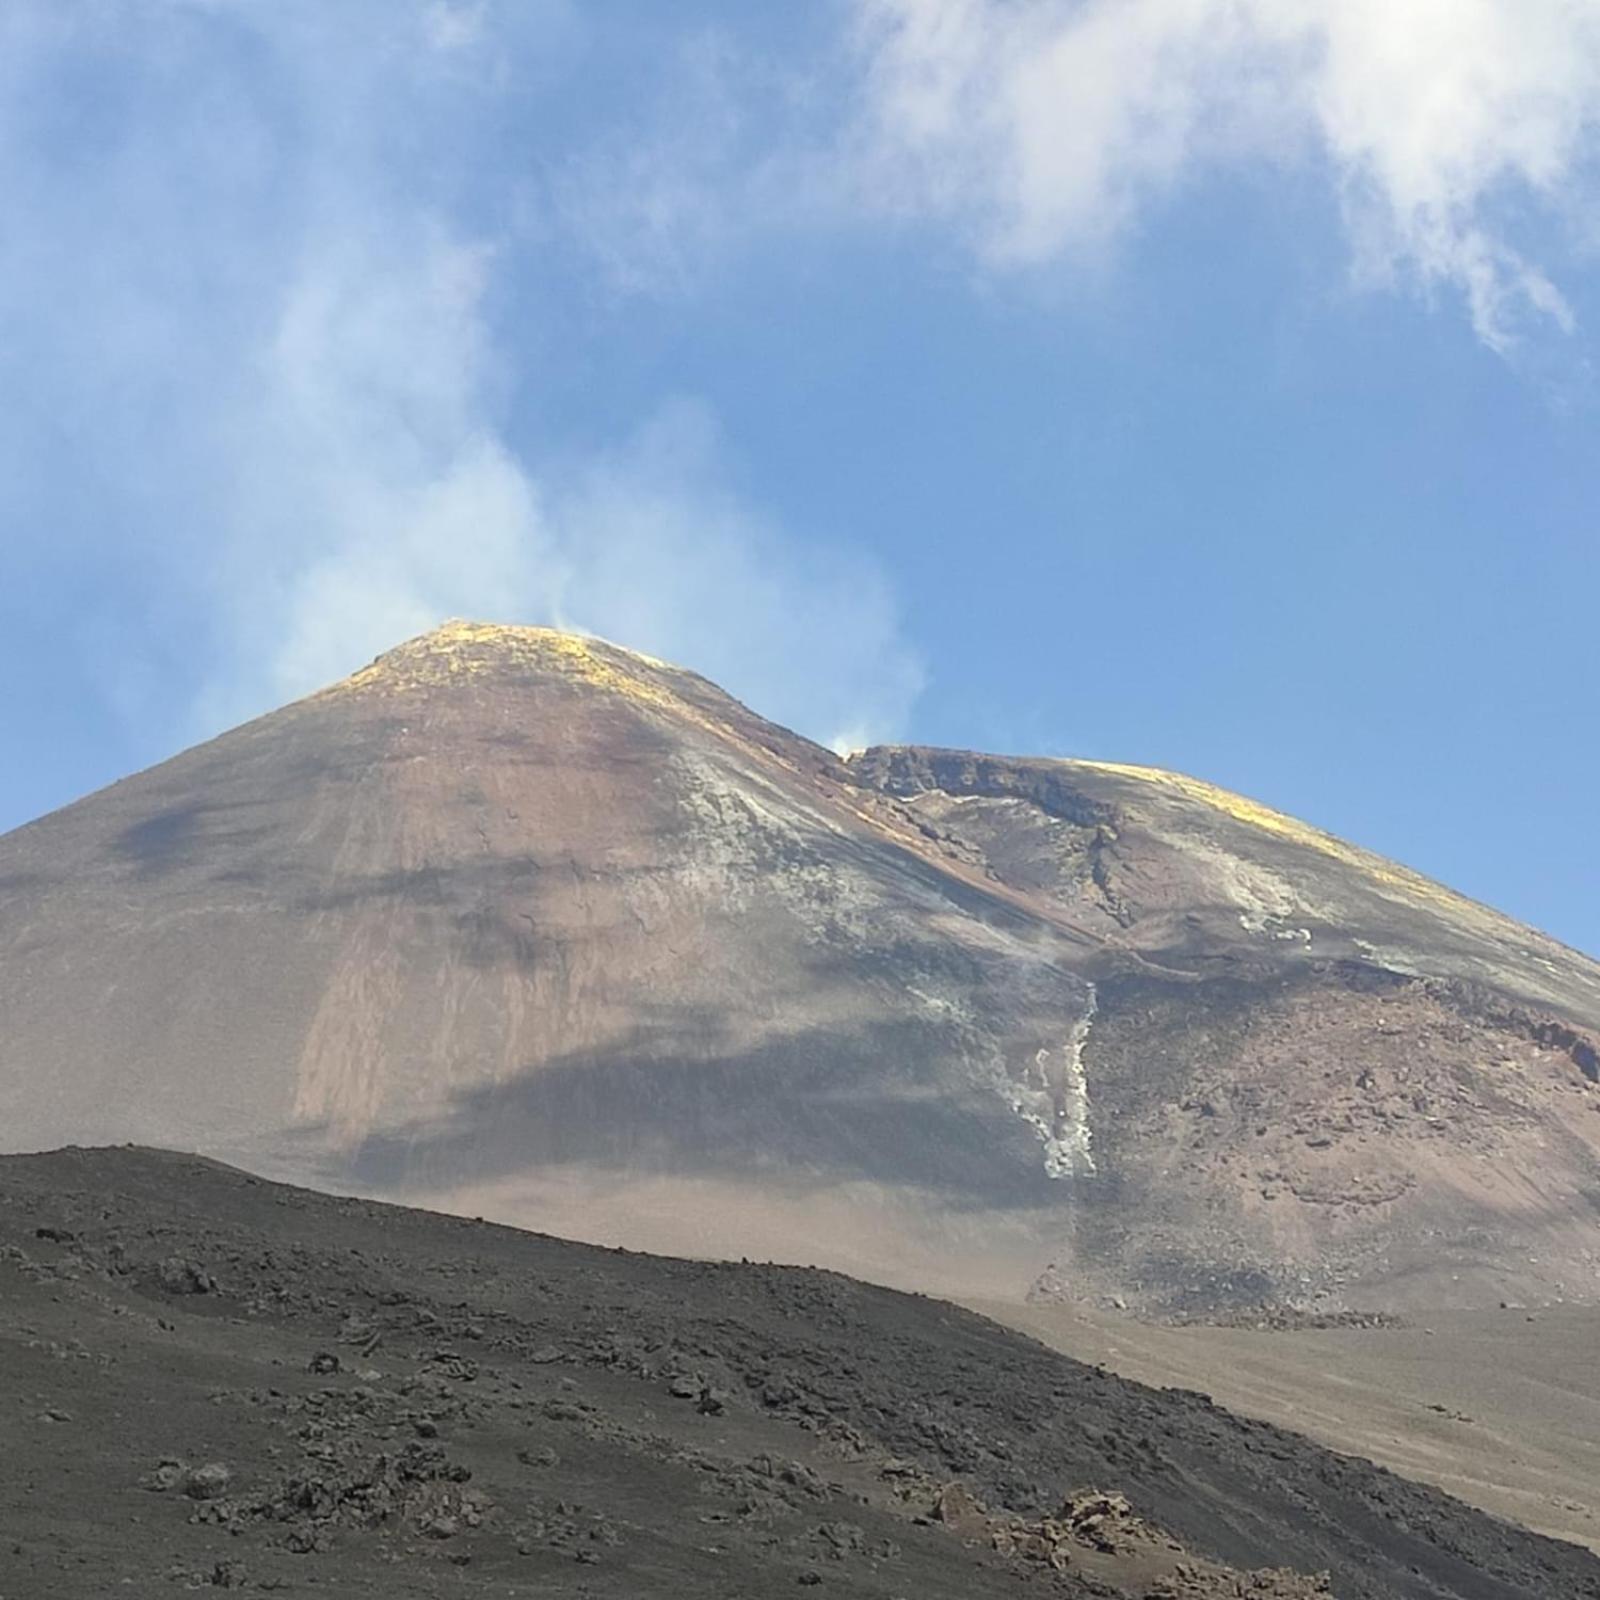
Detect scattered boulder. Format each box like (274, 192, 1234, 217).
(158, 1256, 216, 1295)
(183, 1463, 234, 1501)
(140, 1458, 187, 1493)
(1146, 1561, 1335, 1598)
(748, 1455, 828, 1501)
(336, 1313, 379, 1349)
(427, 1349, 479, 1382)
(931, 1481, 989, 1539)
(1059, 1487, 1141, 1553)
(814, 1521, 866, 1556)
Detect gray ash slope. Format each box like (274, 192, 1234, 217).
(4, 1147, 1599, 1600)
(2, 621, 1599, 1313)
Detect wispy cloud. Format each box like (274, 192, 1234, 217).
(849, 0, 1600, 350)
(0, 1, 922, 754)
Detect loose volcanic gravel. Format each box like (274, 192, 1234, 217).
(3, 1146, 1598, 1600)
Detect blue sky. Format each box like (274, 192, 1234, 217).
(1, 1, 1597, 955)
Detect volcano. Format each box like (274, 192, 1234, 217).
(2, 621, 1597, 1313)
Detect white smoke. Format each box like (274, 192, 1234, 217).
(0, 1, 924, 755)
(849, 0, 1600, 350)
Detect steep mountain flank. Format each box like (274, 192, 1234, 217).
(848, 747, 1600, 1311)
(1, 622, 1597, 1312)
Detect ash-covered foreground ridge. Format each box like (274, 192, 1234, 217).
(2, 621, 1597, 1313)
(5, 1146, 1599, 1600)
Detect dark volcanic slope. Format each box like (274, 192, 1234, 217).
(2, 621, 1598, 1312)
(4, 1149, 1598, 1600)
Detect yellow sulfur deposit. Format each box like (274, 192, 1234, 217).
(310, 620, 815, 782)
(1068, 758, 1519, 937)
(318, 620, 680, 711)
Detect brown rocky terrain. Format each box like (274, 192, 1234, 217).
(972, 1296, 1600, 1556)
(4, 1145, 1597, 1600)
(1, 621, 1597, 1315)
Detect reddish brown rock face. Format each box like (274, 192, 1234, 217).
(2, 621, 1597, 1313)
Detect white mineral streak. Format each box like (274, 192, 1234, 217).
(672, 750, 1101, 1177)
(1005, 986, 1097, 1178)
(1059, 989, 1096, 1173)
(1159, 831, 1315, 942)
(669, 752, 872, 941)
(1351, 936, 1422, 977)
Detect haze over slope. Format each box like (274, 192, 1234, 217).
(2, 622, 1596, 1312)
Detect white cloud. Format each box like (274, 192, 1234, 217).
(849, 0, 1600, 349)
(0, 1, 922, 753)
